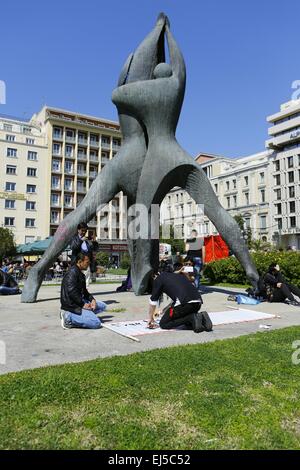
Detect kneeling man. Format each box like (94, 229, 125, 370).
(147, 271, 212, 332)
(60, 253, 106, 329)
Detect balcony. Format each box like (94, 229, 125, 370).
(89, 155, 99, 162)
(51, 185, 61, 190)
(65, 153, 75, 159)
(65, 135, 76, 143)
(90, 140, 99, 148)
(77, 171, 87, 177)
(89, 172, 98, 179)
(50, 220, 60, 225)
(52, 168, 62, 173)
(78, 138, 88, 146)
(101, 142, 111, 150)
(266, 129, 300, 149)
(53, 133, 63, 141)
(77, 153, 87, 161)
(52, 151, 62, 157)
(64, 186, 74, 192)
(64, 169, 75, 175)
(76, 186, 86, 194)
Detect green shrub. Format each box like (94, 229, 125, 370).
(96, 252, 109, 267)
(203, 251, 300, 285)
(120, 253, 131, 270)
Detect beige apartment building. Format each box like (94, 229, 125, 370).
(160, 150, 273, 243)
(266, 99, 300, 249)
(1, 107, 125, 248)
(0, 114, 49, 245)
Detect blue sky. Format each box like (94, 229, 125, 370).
(1, 0, 300, 158)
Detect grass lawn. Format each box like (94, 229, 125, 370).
(1, 327, 300, 450)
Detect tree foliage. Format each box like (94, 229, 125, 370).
(0, 228, 16, 261)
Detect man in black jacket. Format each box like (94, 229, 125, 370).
(70, 222, 99, 286)
(0, 270, 21, 295)
(60, 253, 107, 329)
(147, 271, 212, 332)
(263, 263, 300, 306)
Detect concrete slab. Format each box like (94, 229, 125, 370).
(0, 283, 300, 375)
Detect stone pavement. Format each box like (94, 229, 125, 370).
(0, 283, 300, 375)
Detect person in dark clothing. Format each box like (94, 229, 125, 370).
(185, 229, 205, 290)
(263, 263, 300, 306)
(147, 271, 212, 332)
(60, 253, 107, 329)
(0, 270, 21, 295)
(70, 222, 99, 286)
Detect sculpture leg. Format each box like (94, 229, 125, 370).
(21, 163, 121, 302)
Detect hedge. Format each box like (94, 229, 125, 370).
(203, 251, 300, 285)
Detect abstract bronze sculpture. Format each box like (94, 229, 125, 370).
(22, 13, 258, 302)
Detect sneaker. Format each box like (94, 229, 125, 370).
(60, 311, 72, 329)
(193, 312, 205, 333)
(227, 295, 236, 301)
(201, 311, 213, 331)
(287, 300, 300, 307)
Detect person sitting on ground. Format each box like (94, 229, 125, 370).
(262, 263, 300, 306)
(60, 253, 107, 329)
(147, 271, 212, 332)
(0, 270, 21, 295)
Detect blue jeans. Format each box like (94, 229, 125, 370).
(0, 286, 19, 295)
(193, 257, 202, 290)
(63, 300, 107, 329)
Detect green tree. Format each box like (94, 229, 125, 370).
(95, 251, 109, 267)
(0, 228, 16, 261)
(160, 224, 185, 254)
(233, 214, 252, 249)
(120, 253, 131, 270)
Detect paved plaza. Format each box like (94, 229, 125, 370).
(0, 283, 300, 375)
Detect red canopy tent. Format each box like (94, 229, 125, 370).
(204, 235, 229, 263)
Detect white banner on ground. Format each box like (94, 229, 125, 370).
(104, 309, 276, 337)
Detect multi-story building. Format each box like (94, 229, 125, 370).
(266, 99, 300, 249)
(1, 107, 126, 248)
(32, 106, 125, 241)
(160, 150, 272, 242)
(0, 114, 49, 244)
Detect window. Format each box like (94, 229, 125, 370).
(3, 123, 12, 131)
(102, 135, 110, 144)
(287, 156, 294, 168)
(65, 145, 73, 157)
(7, 148, 17, 157)
(288, 171, 294, 183)
(233, 195, 237, 207)
(6, 135, 15, 142)
(90, 134, 99, 144)
(65, 161, 73, 173)
(53, 143, 61, 155)
(5, 182, 16, 191)
(214, 184, 218, 192)
(274, 174, 281, 186)
(290, 217, 296, 228)
(276, 203, 282, 215)
(77, 180, 85, 191)
(260, 172, 265, 183)
(274, 160, 280, 172)
(275, 188, 281, 200)
(26, 138, 35, 145)
(64, 195, 73, 207)
(226, 196, 230, 208)
(27, 168, 37, 177)
(233, 179, 237, 189)
(66, 129, 75, 139)
(22, 126, 32, 135)
(244, 176, 249, 186)
(53, 127, 63, 139)
(25, 218, 35, 227)
(226, 181, 230, 191)
(260, 216, 267, 229)
(51, 211, 59, 224)
(28, 151, 37, 161)
(289, 186, 295, 198)
(5, 199, 15, 209)
(290, 201, 296, 213)
(52, 160, 60, 171)
(6, 165, 16, 175)
(26, 201, 36, 211)
(51, 193, 60, 205)
(260, 189, 265, 203)
(4, 217, 14, 226)
(277, 219, 282, 230)
(26, 184, 36, 193)
(245, 192, 249, 205)
(64, 178, 73, 191)
(51, 176, 60, 188)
